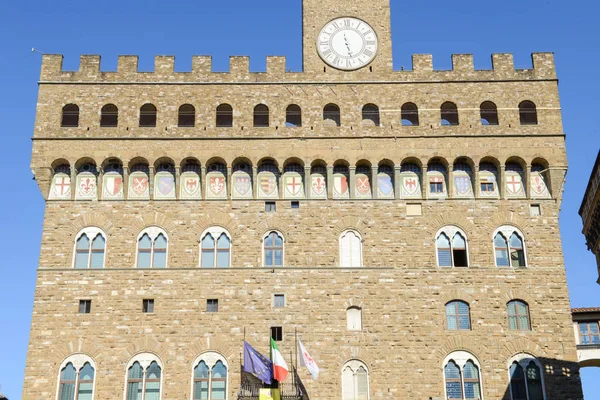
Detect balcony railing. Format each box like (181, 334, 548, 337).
(238, 366, 309, 400)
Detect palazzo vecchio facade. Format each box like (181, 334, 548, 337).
(24, 0, 584, 399)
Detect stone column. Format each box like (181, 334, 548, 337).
(97, 167, 104, 201)
(252, 166, 258, 200)
(123, 166, 129, 200)
(422, 166, 428, 200)
(500, 165, 506, 199)
(474, 165, 480, 199)
(525, 165, 532, 199)
(394, 166, 402, 199)
(447, 165, 454, 199)
(70, 167, 77, 201)
(148, 166, 155, 200)
(327, 166, 334, 199)
(227, 166, 233, 200)
(349, 167, 356, 200)
(201, 166, 207, 200)
(175, 166, 181, 200)
(304, 166, 311, 200)
(278, 169, 284, 199)
(371, 166, 379, 199)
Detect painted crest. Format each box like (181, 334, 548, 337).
(210, 176, 225, 195)
(260, 175, 277, 196)
(333, 175, 348, 196)
(454, 176, 472, 196)
(311, 175, 326, 196)
(285, 176, 303, 196)
(132, 176, 148, 196)
(531, 175, 548, 197)
(506, 174, 523, 195)
(356, 176, 371, 196)
(51, 175, 71, 199)
(77, 176, 96, 197)
(234, 176, 252, 196)
(378, 175, 393, 197)
(402, 176, 419, 196)
(156, 175, 175, 197)
(182, 176, 200, 197)
(104, 175, 123, 197)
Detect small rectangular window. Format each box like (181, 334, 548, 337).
(271, 326, 283, 341)
(291, 201, 300, 209)
(406, 203, 422, 216)
(207, 299, 219, 312)
(79, 300, 91, 314)
(143, 299, 154, 313)
(273, 294, 285, 308)
(265, 202, 276, 212)
(480, 182, 495, 192)
(430, 182, 443, 193)
(530, 204, 541, 216)
(579, 322, 600, 345)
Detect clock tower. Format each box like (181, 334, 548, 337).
(302, 0, 393, 73)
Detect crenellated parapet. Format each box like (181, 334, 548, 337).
(39, 53, 557, 83)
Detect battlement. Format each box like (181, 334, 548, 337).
(39, 53, 556, 83)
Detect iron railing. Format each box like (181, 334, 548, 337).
(238, 366, 309, 400)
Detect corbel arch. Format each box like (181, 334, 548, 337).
(333, 216, 368, 238)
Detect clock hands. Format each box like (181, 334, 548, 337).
(343, 33, 353, 57)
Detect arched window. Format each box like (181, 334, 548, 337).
(126, 354, 162, 400)
(493, 226, 527, 267)
(74, 228, 106, 269)
(50, 163, 72, 200)
(347, 307, 362, 331)
(100, 104, 118, 127)
(178, 104, 196, 127)
(530, 163, 551, 198)
(480, 101, 499, 125)
(446, 301, 471, 330)
(216, 104, 233, 127)
(519, 101, 538, 125)
(254, 104, 269, 127)
(362, 104, 380, 126)
(507, 300, 531, 331)
(286, 104, 302, 127)
(340, 230, 363, 268)
(401, 103, 419, 126)
(62, 104, 80, 127)
(443, 352, 482, 400)
(436, 227, 469, 267)
(441, 102, 459, 126)
(509, 355, 546, 400)
(264, 231, 284, 267)
(377, 164, 394, 198)
(139, 104, 157, 127)
(192, 353, 229, 400)
(137, 227, 168, 268)
(57, 355, 96, 400)
(323, 104, 341, 126)
(342, 360, 369, 400)
(201, 228, 231, 268)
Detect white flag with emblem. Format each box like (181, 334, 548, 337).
(298, 339, 319, 380)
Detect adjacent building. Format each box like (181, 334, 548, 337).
(580, 150, 600, 284)
(24, 0, 584, 399)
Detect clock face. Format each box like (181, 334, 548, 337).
(317, 17, 378, 71)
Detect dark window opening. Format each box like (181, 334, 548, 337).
(100, 104, 118, 127)
(453, 249, 468, 267)
(139, 104, 157, 127)
(253, 104, 270, 127)
(79, 300, 91, 314)
(323, 104, 341, 126)
(143, 299, 155, 313)
(401, 103, 419, 126)
(265, 202, 276, 212)
(519, 101, 538, 125)
(61, 104, 80, 127)
(441, 102, 459, 126)
(480, 101, 499, 125)
(271, 326, 283, 341)
(207, 299, 219, 313)
(286, 104, 302, 127)
(216, 104, 233, 127)
(362, 104, 380, 126)
(178, 104, 196, 127)
(291, 201, 299, 209)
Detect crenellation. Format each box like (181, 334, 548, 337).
(411, 54, 433, 72)
(79, 55, 101, 78)
(154, 55, 175, 77)
(492, 53, 515, 73)
(531, 52, 557, 79)
(230, 56, 250, 76)
(117, 55, 139, 76)
(191, 55, 212, 75)
(267, 56, 287, 75)
(451, 54, 474, 72)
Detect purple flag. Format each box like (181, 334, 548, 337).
(243, 341, 273, 384)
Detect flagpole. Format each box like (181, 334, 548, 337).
(295, 326, 298, 370)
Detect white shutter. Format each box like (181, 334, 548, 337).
(356, 367, 369, 400)
(347, 307, 362, 331)
(340, 233, 351, 267)
(349, 232, 362, 267)
(342, 367, 355, 400)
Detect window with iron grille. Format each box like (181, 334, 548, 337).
(79, 300, 91, 314)
(143, 299, 155, 313)
(207, 299, 219, 313)
(270, 326, 283, 342)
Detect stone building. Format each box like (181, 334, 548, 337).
(24, 0, 583, 399)
(580, 150, 600, 284)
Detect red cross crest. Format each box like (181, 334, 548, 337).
(507, 175, 522, 194)
(54, 176, 71, 196)
(286, 176, 302, 196)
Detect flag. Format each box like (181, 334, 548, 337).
(270, 338, 289, 382)
(298, 339, 320, 380)
(244, 341, 273, 384)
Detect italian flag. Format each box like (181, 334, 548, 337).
(270, 338, 289, 382)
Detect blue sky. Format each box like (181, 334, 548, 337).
(0, 0, 598, 397)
